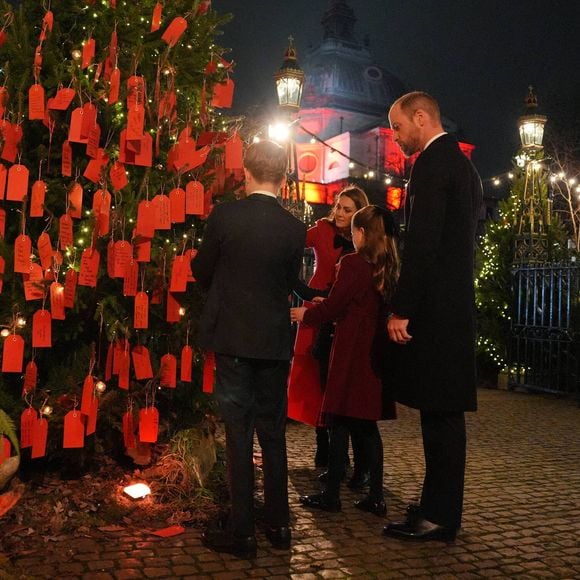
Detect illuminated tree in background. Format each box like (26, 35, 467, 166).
(0, 0, 242, 471)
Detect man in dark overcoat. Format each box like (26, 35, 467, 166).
(192, 140, 306, 557)
(384, 92, 483, 541)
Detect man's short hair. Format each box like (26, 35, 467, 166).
(392, 91, 441, 123)
(243, 140, 288, 184)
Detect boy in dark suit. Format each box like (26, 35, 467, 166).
(384, 92, 483, 541)
(192, 140, 306, 558)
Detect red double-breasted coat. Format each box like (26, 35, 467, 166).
(302, 253, 396, 422)
(287, 219, 344, 425)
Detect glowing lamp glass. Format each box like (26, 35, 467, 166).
(123, 483, 151, 499)
(518, 115, 546, 150)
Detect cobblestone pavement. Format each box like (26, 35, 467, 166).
(3, 388, 579, 579)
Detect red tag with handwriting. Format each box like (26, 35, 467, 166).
(161, 17, 187, 47)
(166, 292, 181, 323)
(126, 76, 145, 109)
(32, 309, 52, 348)
(81, 38, 95, 69)
(169, 188, 186, 223)
(37, 232, 53, 271)
(31, 417, 48, 458)
(127, 105, 145, 140)
(152, 194, 171, 230)
(123, 259, 138, 297)
(68, 107, 88, 144)
(118, 348, 131, 390)
(180, 345, 193, 382)
(68, 182, 83, 219)
(63, 411, 85, 448)
(151, 2, 162, 32)
(80, 375, 94, 416)
(123, 410, 136, 449)
(1, 335, 24, 372)
(202, 351, 215, 393)
(136, 200, 155, 238)
(20, 408, 37, 448)
(109, 67, 120, 104)
(61, 140, 72, 177)
(28, 83, 45, 120)
(23, 360, 38, 392)
(30, 180, 46, 217)
(64, 268, 78, 308)
(160, 354, 177, 388)
(139, 407, 159, 443)
(78, 248, 100, 287)
(132, 345, 154, 380)
(50, 281, 65, 320)
(6, 164, 29, 202)
(14, 235, 32, 273)
(186, 181, 204, 215)
(169, 255, 189, 292)
(50, 87, 75, 110)
(133, 291, 149, 329)
(86, 123, 101, 159)
(135, 237, 151, 262)
(113, 240, 131, 278)
(59, 213, 74, 249)
(109, 161, 128, 190)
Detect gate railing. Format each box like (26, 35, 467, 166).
(509, 263, 579, 398)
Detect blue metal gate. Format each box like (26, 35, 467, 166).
(509, 263, 580, 399)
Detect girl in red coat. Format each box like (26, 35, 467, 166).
(291, 205, 399, 515)
(288, 186, 369, 473)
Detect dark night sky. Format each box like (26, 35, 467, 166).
(215, 0, 580, 180)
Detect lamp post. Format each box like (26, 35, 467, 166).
(514, 87, 550, 263)
(272, 37, 310, 222)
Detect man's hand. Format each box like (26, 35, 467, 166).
(387, 314, 412, 344)
(290, 307, 306, 323)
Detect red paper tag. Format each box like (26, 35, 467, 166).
(68, 108, 88, 144)
(118, 348, 131, 390)
(202, 351, 215, 393)
(166, 291, 181, 323)
(169, 255, 189, 293)
(23, 360, 38, 392)
(86, 397, 98, 436)
(109, 67, 120, 104)
(135, 236, 151, 263)
(132, 345, 154, 380)
(113, 240, 131, 278)
(50, 87, 75, 111)
(61, 140, 72, 177)
(37, 232, 53, 271)
(86, 123, 101, 159)
(78, 248, 100, 287)
(123, 410, 136, 449)
(28, 83, 45, 120)
(123, 258, 138, 297)
(212, 78, 234, 109)
(119, 131, 153, 167)
(20, 407, 37, 448)
(152, 194, 171, 230)
(64, 268, 78, 308)
(169, 188, 186, 223)
(31, 417, 48, 458)
(83, 148, 109, 184)
(81, 38, 95, 69)
(2, 334, 24, 373)
(30, 180, 46, 217)
(161, 17, 187, 48)
(67, 182, 83, 219)
(133, 291, 149, 329)
(136, 200, 155, 238)
(139, 407, 159, 443)
(63, 411, 85, 448)
(225, 133, 244, 169)
(59, 214, 74, 249)
(14, 234, 32, 274)
(126, 76, 145, 109)
(32, 309, 52, 348)
(0, 164, 7, 200)
(6, 164, 29, 202)
(109, 161, 128, 190)
(186, 181, 204, 215)
(80, 375, 94, 416)
(50, 281, 65, 320)
(127, 105, 145, 140)
(180, 345, 193, 382)
(151, 2, 162, 32)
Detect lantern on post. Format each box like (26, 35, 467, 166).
(273, 36, 305, 112)
(518, 86, 547, 151)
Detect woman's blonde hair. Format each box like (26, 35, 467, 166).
(327, 185, 369, 223)
(352, 205, 400, 301)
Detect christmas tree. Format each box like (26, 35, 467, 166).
(0, 0, 242, 472)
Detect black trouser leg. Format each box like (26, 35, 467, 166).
(315, 427, 329, 467)
(349, 418, 383, 500)
(349, 424, 369, 477)
(325, 415, 350, 501)
(419, 410, 466, 529)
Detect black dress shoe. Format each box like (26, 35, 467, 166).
(354, 496, 387, 517)
(265, 525, 291, 549)
(299, 492, 342, 512)
(202, 522, 257, 558)
(347, 472, 370, 491)
(383, 516, 457, 542)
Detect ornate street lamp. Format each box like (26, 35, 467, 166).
(273, 36, 305, 112)
(518, 86, 547, 152)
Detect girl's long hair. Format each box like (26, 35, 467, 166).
(326, 185, 369, 223)
(352, 205, 400, 301)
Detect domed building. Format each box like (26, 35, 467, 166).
(293, 0, 473, 206)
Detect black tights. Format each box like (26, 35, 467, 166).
(325, 415, 383, 502)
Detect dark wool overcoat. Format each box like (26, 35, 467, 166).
(387, 134, 483, 412)
(303, 253, 396, 422)
(191, 194, 306, 360)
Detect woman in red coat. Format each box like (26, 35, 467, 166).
(287, 186, 369, 471)
(291, 206, 399, 515)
